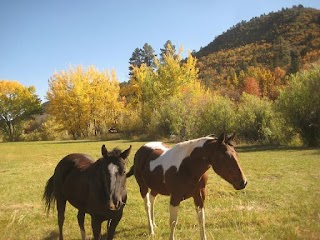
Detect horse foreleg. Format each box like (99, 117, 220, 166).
(143, 192, 155, 236)
(193, 189, 207, 240)
(195, 207, 207, 240)
(106, 216, 122, 240)
(77, 211, 86, 240)
(91, 216, 102, 240)
(56, 198, 66, 240)
(169, 204, 179, 240)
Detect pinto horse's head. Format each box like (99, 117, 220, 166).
(101, 144, 132, 210)
(207, 133, 247, 190)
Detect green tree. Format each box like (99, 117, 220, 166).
(236, 93, 274, 142)
(272, 36, 291, 69)
(288, 49, 301, 74)
(151, 80, 205, 140)
(141, 43, 156, 69)
(129, 48, 142, 75)
(0, 80, 42, 141)
(196, 94, 237, 137)
(160, 40, 177, 62)
(129, 43, 156, 75)
(277, 63, 320, 146)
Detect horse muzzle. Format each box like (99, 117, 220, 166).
(234, 179, 247, 190)
(109, 200, 124, 211)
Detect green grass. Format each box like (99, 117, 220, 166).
(0, 141, 319, 240)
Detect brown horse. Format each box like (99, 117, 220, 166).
(126, 133, 247, 240)
(43, 144, 131, 240)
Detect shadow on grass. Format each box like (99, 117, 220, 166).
(110, 225, 150, 239)
(46, 139, 138, 145)
(47, 140, 100, 145)
(42, 230, 59, 240)
(236, 145, 320, 153)
(42, 226, 149, 240)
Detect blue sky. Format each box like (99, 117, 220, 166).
(1, 0, 319, 101)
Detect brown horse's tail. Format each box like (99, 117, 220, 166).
(43, 175, 55, 214)
(126, 165, 134, 178)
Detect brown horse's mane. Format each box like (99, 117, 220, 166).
(107, 147, 122, 157)
(71, 148, 123, 172)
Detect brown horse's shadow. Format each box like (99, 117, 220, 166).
(42, 231, 59, 240)
(42, 226, 148, 240)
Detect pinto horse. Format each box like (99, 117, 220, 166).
(43, 144, 131, 240)
(126, 133, 247, 240)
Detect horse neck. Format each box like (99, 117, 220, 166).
(177, 138, 214, 180)
(185, 152, 211, 182)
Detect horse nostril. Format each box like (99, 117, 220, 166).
(117, 201, 123, 209)
(109, 203, 116, 210)
(242, 180, 247, 189)
(110, 200, 123, 210)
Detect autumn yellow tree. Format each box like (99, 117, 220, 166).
(47, 66, 121, 139)
(0, 80, 42, 141)
(125, 43, 206, 138)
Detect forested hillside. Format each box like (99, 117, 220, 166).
(194, 5, 320, 98)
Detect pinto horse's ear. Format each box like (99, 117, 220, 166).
(101, 144, 108, 158)
(120, 145, 132, 160)
(218, 133, 226, 144)
(226, 133, 236, 146)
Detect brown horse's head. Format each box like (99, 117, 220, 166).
(207, 133, 247, 190)
(101, 144, 132, 210)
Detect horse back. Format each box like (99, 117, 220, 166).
(53, 154, 95, 207)
(53, 153, 93, 179)
(134, 146, 164, 170)
(133, 144, 173, 195)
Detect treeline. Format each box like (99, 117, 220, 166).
(1, 44, 319, 146)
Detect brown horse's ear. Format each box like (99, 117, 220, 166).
(101, 144, 108, 158)
(120, 145, 132, 160)
(218, 133, 226, 144)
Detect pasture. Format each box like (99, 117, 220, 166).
(0, 140, 319, 240)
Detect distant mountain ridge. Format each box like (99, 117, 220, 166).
(195, 5, 320, 59)
(193, 5, 320, 95)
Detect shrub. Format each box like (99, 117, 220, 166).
(196, 94, 237, 137)
(236, 93, 275, 143)
(277, 63, 320, 147)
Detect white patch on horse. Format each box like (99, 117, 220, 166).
(108, 163, 119, 190)
(148, 137, 214, 180)
(145, 142, 169, 153)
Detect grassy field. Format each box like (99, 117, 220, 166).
(0, 140, 319, 240)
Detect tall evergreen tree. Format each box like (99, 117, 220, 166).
(272, 36, 291, 69)
(129, 48, 143, 75)
(288, 49, 301, 74)
(160, 40, 177, 62)
(141, 43, 156, 69)
(129, 44, 156, 75)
